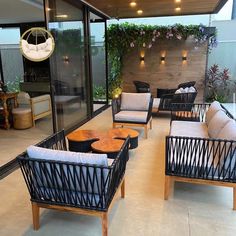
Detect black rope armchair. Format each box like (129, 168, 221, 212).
(165, 103, 236, 209)
(112, 92, 153, 138)
(18, 130, 130, 236)
(133, 80, 150, 93)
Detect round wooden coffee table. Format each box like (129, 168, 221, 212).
(91, 139, 125, 159)
(108, 128, 139, 149)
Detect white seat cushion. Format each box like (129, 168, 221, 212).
(206, 101, 223, 125)
(153, 98, 160, 109)
(207, 110, 231, 138)
(115, 111, 148, 123)
(170, 120, 209, 138)
(120, 92, 151, 111)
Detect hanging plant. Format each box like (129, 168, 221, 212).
(107, 23, 217, 98)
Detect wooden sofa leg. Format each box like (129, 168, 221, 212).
(121, 179, 125, 198)
(150, 118, 152, 130)
(164, 176, 171, 200)
(144, 125, 148, 139)
(233, 187, 236, 210)
(32, 202, 40, 230)
(112, 123, 116, 128)
(102, 213, 108, 236)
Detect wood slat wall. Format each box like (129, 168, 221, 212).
(121, 38, 207, 102)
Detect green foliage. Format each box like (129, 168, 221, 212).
(107, 23, 217, 98)
(93, 85, 106, 100)
(206, 64, 234, 103)
(6, 76, 23, 92)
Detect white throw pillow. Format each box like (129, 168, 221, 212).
(206, 101, 223, 125)
(27, 145, 108, 167)
(207, 110, 231, 138)
(120, 92, 151, 111)
(188, 86, 196, 93)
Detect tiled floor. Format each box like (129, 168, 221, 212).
(0, 108, 236, 236)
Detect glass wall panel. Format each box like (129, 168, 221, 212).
(90, 12, 107, 112)
(47, 0, 88, 130)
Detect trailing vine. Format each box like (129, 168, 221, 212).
(107, 23, 217, 98)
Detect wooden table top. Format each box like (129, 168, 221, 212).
(67, 130, 105, 142)
(108, 128, 139, 139)
(91, 139, 125, 153)
(67, 128, 139, 142)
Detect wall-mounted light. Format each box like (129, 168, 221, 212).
(182, 50, 188, 64)
(160, 50, 166, 64)
(63, 56, 69, 63)
(140, 55, 145, 61)
(160, 56, 165, 62)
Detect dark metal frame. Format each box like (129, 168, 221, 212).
(18, 130, 130, 211)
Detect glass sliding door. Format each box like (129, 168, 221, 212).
(47, 0, 89, 131)
(89, 12, 107, 112)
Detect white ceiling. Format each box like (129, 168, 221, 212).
(0, 0, 44, 24)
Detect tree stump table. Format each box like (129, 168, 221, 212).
(67, 128, 139, 158)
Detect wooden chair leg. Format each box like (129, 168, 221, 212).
(102, 213, 108, 236)
(144, 125, 148, 139)
(164, 176, 171, 200)
(121, 179, 125, 198)
(150, 118, 152, 130)
(32, 202, 40, 230)
(233, 187, 236, 210)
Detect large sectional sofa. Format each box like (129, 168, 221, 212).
(165, 101, 236, 209)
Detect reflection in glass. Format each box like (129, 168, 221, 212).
(90, 12, 107, 112)
(48, 0, 88, 130)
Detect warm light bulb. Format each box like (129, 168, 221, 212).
(175, 7, 181, 11)
(130, 2, 137, 7)
(175, 0, 181, 3)
(137, 10, 143, 15)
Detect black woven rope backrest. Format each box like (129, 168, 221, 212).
(18, 132, 130, 211)
(166, 136, 236, 182)
(37, 130, 67, 151)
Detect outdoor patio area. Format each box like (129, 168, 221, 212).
(1, 108, 236, 236)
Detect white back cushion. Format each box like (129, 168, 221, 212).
(217, 120, 236, 141)
(120, 92, 151, 111)
(208, 110, 231, 138)
(206, 101, 223, 125)
(27, 145, 108, 166)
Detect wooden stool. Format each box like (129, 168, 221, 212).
(12, 108, 32, 129)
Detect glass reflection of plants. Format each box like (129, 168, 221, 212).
(206, 64, 235, 103)
(93, 85, 106, 101)
(6, 76, 23, 92)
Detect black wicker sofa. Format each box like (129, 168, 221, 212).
(17, 130, 130, 236)
(165, 101, 236, 209)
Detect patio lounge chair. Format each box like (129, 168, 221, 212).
(153, 81, 197, 112)
(18, 130, 130, 236)
(112, 92, 153, 138)
(133, 80, 150, 93)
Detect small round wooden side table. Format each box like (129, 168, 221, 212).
(108, 128, 139, 149)
(91, 139, 125, 159)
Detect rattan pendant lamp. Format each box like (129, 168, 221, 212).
(20, 27, 55, 62)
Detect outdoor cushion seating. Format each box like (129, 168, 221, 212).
(133, 80, 150, 93)
(13, 92, 51, 126)
(154, 83, 197, 112)
(112, 92, 153, 138)
(165, 101, 236, 209)
(18, 130, 130, 236)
